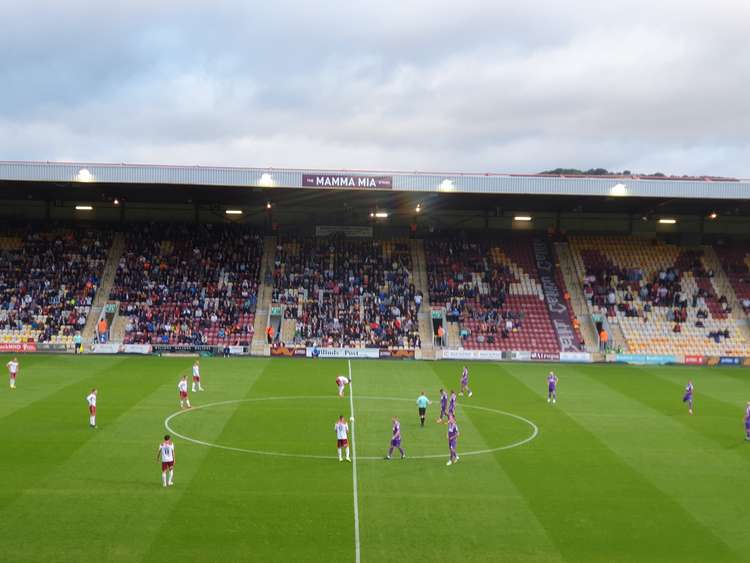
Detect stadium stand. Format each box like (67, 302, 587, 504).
(110, 223, 263, 346)
(271, 235, 421, 349)
(0, 224, 111, 346)
(715, 247, 750, 315)
(568, 236, 750, 356)
(424, 237, 576, 353)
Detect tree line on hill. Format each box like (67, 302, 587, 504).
(538, 168, 738, 181)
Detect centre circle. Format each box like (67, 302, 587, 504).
(164, 395, 538, 461)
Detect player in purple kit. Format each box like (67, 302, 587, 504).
(446, 415, 460, 466)
(744, 402, 750, 441)
(547, 371, 558, 404)
(448, 390, 457, 418)
(682, 380, 694, 415)
(436, 388, 448, 423)
(459, 366, 472, 397)
(385, 416, 405, 459)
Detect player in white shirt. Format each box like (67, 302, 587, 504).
(86, 388, 98, 428)
(335, 415, 351, 462)
(335, 375, 349, 398)
(156, 434, 175, 487)
(6, 357, 18, 389)
(178, 376, 191, 409)
(191, 360, 204, 392)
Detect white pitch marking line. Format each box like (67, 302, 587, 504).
(163, 396, 539, 460)
(348, 359, 361, 563)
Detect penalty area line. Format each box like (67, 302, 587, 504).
(348, 359, 361, 563)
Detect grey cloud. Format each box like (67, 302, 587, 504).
(1, 0, 749, 176)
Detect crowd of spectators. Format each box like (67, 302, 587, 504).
(111, 223, 262, 345)
(583, 254, 720, 318)
(457, 308, 524, 344)
(427, 240, 511, 309)
(425, 239, 522, 333)
(581, 249, 735, 342)
(423, 237, 570, 353)
(272, 235, 421, 349)
(717, 249, 750, 315)
(0, 224, 110, 341)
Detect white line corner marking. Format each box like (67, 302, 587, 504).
(348, 359, 361, 563)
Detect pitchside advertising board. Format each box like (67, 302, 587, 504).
(302, 174, 393, 189)
(706, 356, 747, 366)
(442, 349, 505, 361)
(0, 342, 37, 353)
(271, 346, 307, 357)
(719, 357, 742, 366)
(91, 343, 152, 354)
(684, 355, 705, 365)
(687, 355, 749, 366)
(615, 354, 677, 365)
(297, 347, 415, 359)
(305, 347, 379, 359)
(441, 350, 592, 362)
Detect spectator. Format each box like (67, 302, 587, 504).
(599, 329, 608, 352)
(98, 317, 108, 343)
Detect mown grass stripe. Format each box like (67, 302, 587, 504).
(493, 362, 741, 563)
(562, 363, 750, 557)
(141, 358, 354, 563)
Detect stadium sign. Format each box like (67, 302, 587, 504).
(36, 343, 68, 353)
(683, 355, 705, 365)
(530, 351, 561, 361)
(90, 343, 153, 354)
(378, 349, 415, 359)
(441, 349, 506, 361)
(615, 354, 677, 365)
(718, 356, 743, 366)
(532, 238, 581, 352)
(0, 342, 37, 353)
(305, 347, 380, 359)
(92, 343, 122, 354)
(123, 344, 153, 354)
(271, 346, 306, 357)
(559, 352, 593, 363)
(302, 174, 393, 189)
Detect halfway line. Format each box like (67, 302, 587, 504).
(348, 359, 361, 563)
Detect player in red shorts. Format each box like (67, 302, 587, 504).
(86, 388, 98, 428)
(6, 357, 18, 389)
(178, 375, 191, 409)
(335, 415, 351, 462)
(156, 434, 175, 487)
(336, 375, 349, 398)
(191, 360, 204, 392)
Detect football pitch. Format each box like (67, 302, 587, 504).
(1, 355, 749, 563)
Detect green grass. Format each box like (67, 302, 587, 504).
(1, 355, 749, 563)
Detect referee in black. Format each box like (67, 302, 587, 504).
(416, 391, 431, 427)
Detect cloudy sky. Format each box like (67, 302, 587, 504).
(2, 0, 748, 176)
